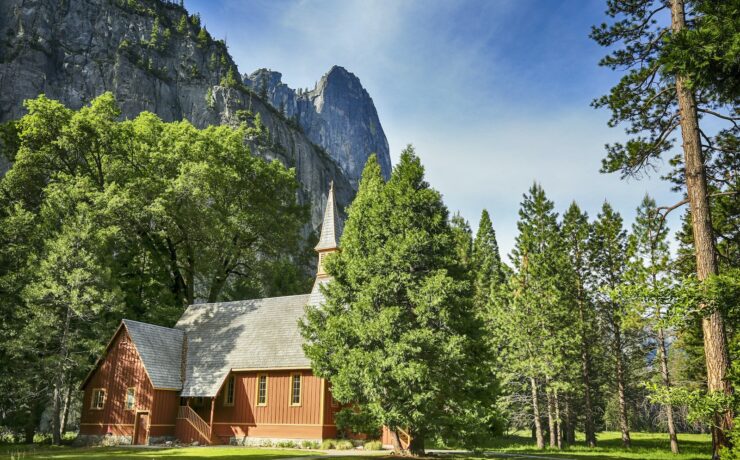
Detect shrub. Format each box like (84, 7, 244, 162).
(301, 440, 320, 449)
(275, 440, 297, 448)
(320, 438, 336, 449)
(364, 440, 383, 451)
(335, 440, 354, 450)
(259, 439, 273, 447)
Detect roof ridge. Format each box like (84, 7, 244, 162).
(122, 318, 182, 333)
(186, 293, 312, 308)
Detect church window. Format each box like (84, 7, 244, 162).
(290, 373, 302, 406)
(125, 387, 136, 410)
(224, 376, 235, 406)
(257, 374, 268, 406)
(91, 388, 106, 410)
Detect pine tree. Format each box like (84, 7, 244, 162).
(473, 209, 503, 311)
(301, 150, 495, 454)
(591, 2, 736, 452)
(624, 194, 680, 453)
(590, 202, 632, 447)
(561, 202, 598, 447)
(450, 212, 474, 273)
(500, 183, 565, 449)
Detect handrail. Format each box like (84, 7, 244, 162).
(177, 406, 211, 442)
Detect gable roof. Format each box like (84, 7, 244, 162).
(175, 293, 321, 397)
(122, 319, 185, 390)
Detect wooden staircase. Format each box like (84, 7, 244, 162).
(175, 406, 212, 445)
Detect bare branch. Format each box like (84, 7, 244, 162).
(697, 108, 740, 127)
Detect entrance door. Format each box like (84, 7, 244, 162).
(134, 412, 149, 445)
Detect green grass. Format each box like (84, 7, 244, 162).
(0, 446, 318, 460)
(475, 430, 712, 460)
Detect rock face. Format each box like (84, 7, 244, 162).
(245, 67, 392, 187)
(0, 0, 389, 233)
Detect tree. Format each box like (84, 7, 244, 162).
(591, 1, 736, 453)
(493, 183, 568, 449)
(561, 202, 599, 447)
(589, 202, 633, 447)
(0, 93, 308, 440)
(301, 150, 495, 454)
(450, 211, 474, 273)
(473, 209, 503, 311)
(622, 195, 680, 453)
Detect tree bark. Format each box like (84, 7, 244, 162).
(670, 1, 733, 458)
(614, 326, 631, 448)
(546, 387, 556, 448)
(52, 305, 73, 446)
(578, 291, 597, 447)
(408, 432, 425, 456)
(390, 430, 402, 453)
(60, 383, 72, 435)
(564, 396, 575, 445)
(554, 389, 563, 449)
(657, 326, 679, 454)
(530, 377, 545, 449)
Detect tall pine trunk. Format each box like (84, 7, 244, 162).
(546, 386, 556, 448)
(670, 1, 733, 457)
(530, 377, 545, 449)
(578, 291, 597, 447)
(60, 383, 72, 436)
(52, 305, 72, 446)
(614, 325, 631, 448)
(657, 327, 679, 454)
(554, 389, 563, 449)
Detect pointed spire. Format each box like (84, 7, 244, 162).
(315, 181, 339, 252)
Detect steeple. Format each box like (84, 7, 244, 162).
(315, 182, 340, 280)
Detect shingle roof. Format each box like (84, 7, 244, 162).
(122, 319, 184, 390)
(175, 293, 320, 397)
(315, 181, 341, 251)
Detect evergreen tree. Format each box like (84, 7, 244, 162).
(623, 195, 680, 453)
(590, 202, 633, 447)
(591, 2, 737, 452)
(450, 211, 474, 273)
(473, 209, 503, 311)
(561, 202, 599, 447)
(301, 150, 495, 454)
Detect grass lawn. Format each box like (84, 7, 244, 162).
(0, 446, 319, 460)
(0, 432, 713, 460)
(474, 430, 713, 460)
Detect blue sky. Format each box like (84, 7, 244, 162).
(186, 0, 684, 257)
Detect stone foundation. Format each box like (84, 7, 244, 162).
(74, 434, 132, 446)
(229, 436, 322, 447)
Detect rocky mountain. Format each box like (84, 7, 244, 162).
(0, 0, 391, 232)
(244, 67, 392, 187)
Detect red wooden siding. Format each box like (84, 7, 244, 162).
(208, 369, 341, 443)
(79, 327, 178, 440)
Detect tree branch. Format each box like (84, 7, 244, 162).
(697, 108, 740, 127)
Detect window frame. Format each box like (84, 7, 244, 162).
(125, 387, 136, 411)
(290, 373, 302, 407)
(256, 374, 268, 407)
(224, 375, 235, 407)
(90, 388, 106, 410)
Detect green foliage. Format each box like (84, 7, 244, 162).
(335, 440, 354, 450)
(220, 67, 239, 89)
(149, 17, 160, 48)
(363, 440, 383, 451)
(301, 149, 496, 452)
(176, 14, 188, 34)
(300, 440, 320, 449)
(472, 209, 503, 311)
(197, 27, 209, 48)
(320, 439, 336, 449)
(205, 87, 215, 110)
(0, 93, 308, 440)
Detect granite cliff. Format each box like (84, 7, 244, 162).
(0, 0, 391, 231)
(245, 67, 392, 187)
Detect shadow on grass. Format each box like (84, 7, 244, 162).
(470, 431, 712, 460)
(0, 446, 319, 460)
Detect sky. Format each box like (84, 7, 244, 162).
(186, 0, 685, 258)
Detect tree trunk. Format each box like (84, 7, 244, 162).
(614, 326, 631, 448)
(554, 390, 563, 449)
(577, 285, 597, 447)
(530, 377, 545, 449)
(390, 430, 402, 453)
(546, 388, 556, 448)
(670, 1, 733, 457)
(564, 396, 575, 445)
(657, 327, 679, 454)
(408, 432, 425, 456)
(60, 384, 72, 435)
(52, 305, 73, 446)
